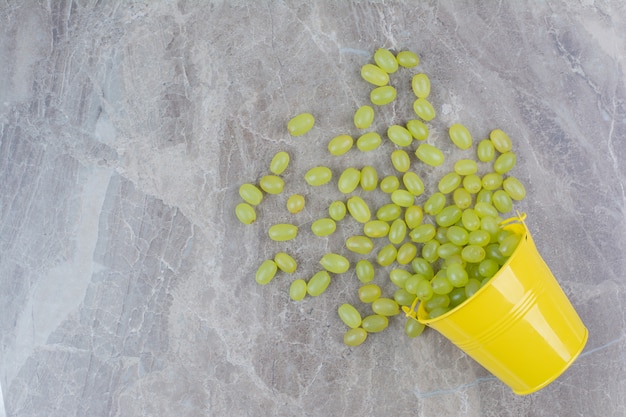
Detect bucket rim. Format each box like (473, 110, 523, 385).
(416, 213, 529, 325)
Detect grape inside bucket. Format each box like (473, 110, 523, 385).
(415, 214, 588, 395)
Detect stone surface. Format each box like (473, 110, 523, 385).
(1, 1, 625, 416)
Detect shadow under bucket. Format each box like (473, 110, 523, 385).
(417, 214, 588, 395)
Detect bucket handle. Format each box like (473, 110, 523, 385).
(499, 211, 527, 228)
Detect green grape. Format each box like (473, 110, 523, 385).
(503, 176, 526, 201)
(287, 194, 305, 214)
(466, 263, 482, 282)
(468, 229, 491, 246)
(274, 252, 297, 273)
(429, 306, 450, 318)
(347, 196, 371, 223)
(410, 223, 436, 243)
(287, 112, 315, 136)
(338, 167, 361, 194)
(320, 253, 350, 274)
(477, 139, 495, 162)
(481, 216, 501, 241)
(462, 174, 482, 194)
(474, 202, 499, 218)
(360, 63, 389, 86)
(363, 315, 389, 333)
(364, 220, 390, 238)
(259, 175, 285, 194)
(443, 253, 465, 266)
(405, 318, 426, 338)
(449, 287, 467, 307)
(328, 134, 354, 156)
(289, 279, 307, 301)
(436, 226, 450, 243)
(344, 328, 367, 346)
(270, 151, 290, 175)
(405, 205, 424, 229)
(307, 271, 331, 296)
(436, 205, 462, 227)
(388, 125, 413, 147)
(437, 242, 462, 259)
(453, 188, 472, 210)
(391, 190, 415, 207)
(390, 268, 412, 288)
(372, 298, 400, 316)
(394, 288, 417, 307)
(494, 152, 517, 174)
(255, 260, 278, 285)
(486, 243, 508, 265)
(239, 183, 263, 205)
(360, 166, 378, 191)
(454, 159, 478, 176)
(358, 284, 382, 303)
(235, 203, 256, 225)
(397, 242, 418, 265)
(377, 244, 398, 266)
(404, 274, 422, 294)
(346, 235, 374, 254)
(377, 203, 402, 221)
(448, 123, 473, 150)
(412, 258, 434, 279)
(493, 190, 513, 213)
(338, 303, 362, 329)
(357, 131, 382, 152)
(268, 223, 298, 241)
(415, 277, 434, 301)
(329, 200, 347, 221)
(311, 218, 337, 237)
(461, 245, 486, 263)
(402, 172, 425, 197)
(413, 98, 436, 121)
(462, 208, 481, 231)
(499, 233, 522, 257)
(391, 150, 411, 173)
(446, 263, 469, 287)
(476, 189, 493, 204)
(371, 86, 397, 106)
(422, 239, 440, 263)
(389, 219, 407, 245)
(424, 294, 450, 310)
(424, 192, 446, 215)
(438, 172, 462, 194)
(374, 48, 399, 73)
(379, 175, 400, 193)
(406, 119, 429, 140)
(396, 50, 420, 68)
(411, 73, 431, 98)
(490, 129, 513, 153)
(356, 259, 375, 283)
(465, 278, 481, 298)
(305, 166, 333, 186)
(447, 226, 469, 246)
(364, 313, 391, 335)
(478, 258, 500, 278)
(482, 172, 503, 191)
(415, 143, 444, 166)
(354, 105, 375, 129)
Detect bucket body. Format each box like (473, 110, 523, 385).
(417, 218, 588, 395)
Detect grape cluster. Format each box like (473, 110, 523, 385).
(235, 48, 526, 347)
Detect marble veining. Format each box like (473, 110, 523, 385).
(1, 1, 625, 416)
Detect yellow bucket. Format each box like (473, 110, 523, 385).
(417, 214, 588, 395)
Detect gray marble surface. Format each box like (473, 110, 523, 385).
(1, 1, 625, 416)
